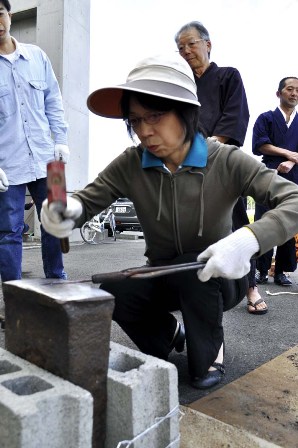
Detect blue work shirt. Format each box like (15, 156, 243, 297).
(0, 38, 68, 185)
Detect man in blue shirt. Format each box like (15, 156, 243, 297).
(253, 76, 298, 286)
(0, 0, 69, 281)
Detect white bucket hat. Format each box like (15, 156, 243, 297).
(87, 53, 201, 118)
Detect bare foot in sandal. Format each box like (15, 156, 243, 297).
(247, 286, 268, 315)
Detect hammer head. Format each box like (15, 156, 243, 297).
(47, 161, 67, 212)
(46, 160, 69, 253)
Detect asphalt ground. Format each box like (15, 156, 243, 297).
(0, 236, 297, 405)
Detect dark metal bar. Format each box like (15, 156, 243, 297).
(91, 261, 207, 283)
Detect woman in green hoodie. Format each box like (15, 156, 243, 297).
(41, 54, 298, 390)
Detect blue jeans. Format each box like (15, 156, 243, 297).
(0, 178, 67, 281)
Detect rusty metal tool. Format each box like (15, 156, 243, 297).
(47, 160, 69, 253)
(91, 260, 207, 283)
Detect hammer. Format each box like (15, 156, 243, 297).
(46, 160, 70, 254)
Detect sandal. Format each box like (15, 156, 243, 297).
(247, 298, 268, 315)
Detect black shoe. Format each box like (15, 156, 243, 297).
(170, 322, 185, 353)
(274, 273, 292, 286)
(191, 363, 225, 390)
(255, 271, 268, 284)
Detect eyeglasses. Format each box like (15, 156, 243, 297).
(126, 111, 168, 131)
(177, 39, 205, 54)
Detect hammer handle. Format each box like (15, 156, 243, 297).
(60, 237, 70, 254)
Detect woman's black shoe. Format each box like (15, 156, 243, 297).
(191, 362, 225, 390)
(170, 322, 185, 353)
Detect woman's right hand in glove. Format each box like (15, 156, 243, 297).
(41, 197, 83, 238)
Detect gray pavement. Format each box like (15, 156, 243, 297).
(1, 236, 298, 406)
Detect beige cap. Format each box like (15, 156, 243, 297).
(87, 53, 200, 119)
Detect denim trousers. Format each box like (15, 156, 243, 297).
(0, 178, 67, 282)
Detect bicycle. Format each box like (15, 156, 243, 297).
(80, 207, 117, 244)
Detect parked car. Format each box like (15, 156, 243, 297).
(100, 198, 142, 234)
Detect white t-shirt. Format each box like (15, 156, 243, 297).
(1, 50, 17, 62)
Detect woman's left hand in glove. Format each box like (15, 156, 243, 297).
(197, 227, 259, 282)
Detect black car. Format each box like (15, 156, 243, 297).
(101, 198, 142, 234)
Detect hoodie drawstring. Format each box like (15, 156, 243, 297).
(156, 172, 163, 221)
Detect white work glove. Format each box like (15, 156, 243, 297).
(54, 144, 70, 164)
(41, 196, 83, 238)
(0, 168, 9, 192)
(197, 227, 260, 282)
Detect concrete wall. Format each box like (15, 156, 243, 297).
(10, 9, 36, 43)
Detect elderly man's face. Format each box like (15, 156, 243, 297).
(277, 78, 298, 110)
(177, 27, 211, 75)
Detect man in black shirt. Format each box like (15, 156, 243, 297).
(175, 21, 268, 315)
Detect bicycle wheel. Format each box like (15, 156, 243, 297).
(80, 221, 98, 244)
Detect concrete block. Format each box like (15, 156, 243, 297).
(0, 347, 93, 448)
(105, 342, 180, 448)
(4, 278, 114, 448)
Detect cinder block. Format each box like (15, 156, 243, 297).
(105, 342, 180, 448)
(0, 348, 93, 448)
(4, 278, 115, 447)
